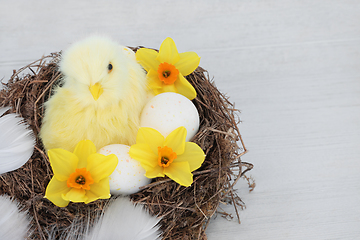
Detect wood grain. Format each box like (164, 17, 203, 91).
(1, 1, 359, 239)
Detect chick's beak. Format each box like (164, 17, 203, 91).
(89, 83, 103, 101)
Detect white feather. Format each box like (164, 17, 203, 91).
(0, 195, 32, 240)
(54, 197, 162, 240)
(46, 215, 90, 240)
(86, 197, 162, 240)
(0, 107, 35, 175)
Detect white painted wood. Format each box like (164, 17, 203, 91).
(1, 1, 359, 239)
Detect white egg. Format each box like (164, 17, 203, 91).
(140, 92, 199, 141)
(98, 144, 151, 195)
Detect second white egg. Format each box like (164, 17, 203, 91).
(98, 144, 151, 195)
(140, 92, 200, 141)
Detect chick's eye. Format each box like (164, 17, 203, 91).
(108, 63, 113, 72)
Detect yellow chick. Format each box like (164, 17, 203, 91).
(40, 36, 147, 152)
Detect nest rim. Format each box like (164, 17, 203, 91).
(0, 50, 253, 240)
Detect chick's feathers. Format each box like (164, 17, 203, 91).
(40, 36, 147, 151)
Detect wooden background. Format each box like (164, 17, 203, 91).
(1, 1, 359, 239)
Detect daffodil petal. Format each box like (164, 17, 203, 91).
(174, 74, 197, 100)
(62, 188, 87, 203)
(162, 84, 177, 93)
(164, 127, 186, 155)
(136, 48, 160, 72)
(153, 88, 164, 95)
(44, 177, 70, 207)
(175, 52, 200, 76)
(146, 69, 169, 95)
(48, 149, 78, 181)
(145, 164, 164, 178)
(136, 128, 164, 155)
(147, 69, 163, 90)
(73, 140, 96, 169)
(174, 142, 205, 172)
(129, 143, 158, 168)
(164, 162, 193, 187)
(138, 162, 153, 172)
(86, 153, 118, 183)
(85, 177, 111, 203)
(156, 37, 180, 64)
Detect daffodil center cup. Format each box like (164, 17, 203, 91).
(75, 175, 86, 185)
(158, 146, 177, 167)
(157, 62, 179, 85)
(163, 70, 171, 78)
(67, 168, 94, 190)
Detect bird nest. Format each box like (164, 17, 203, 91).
(0, 49, 254, 240)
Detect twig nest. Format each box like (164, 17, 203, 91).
(0, 49, 253, 239)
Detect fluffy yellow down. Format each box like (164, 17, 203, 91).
(40, 36, 147, 152)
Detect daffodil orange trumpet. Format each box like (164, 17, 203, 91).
(129, 126, 205, 187)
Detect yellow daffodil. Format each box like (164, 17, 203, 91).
(45, 140, 118, 207)
(136, 37, 200, 100)
(129, 127, 205, 187)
